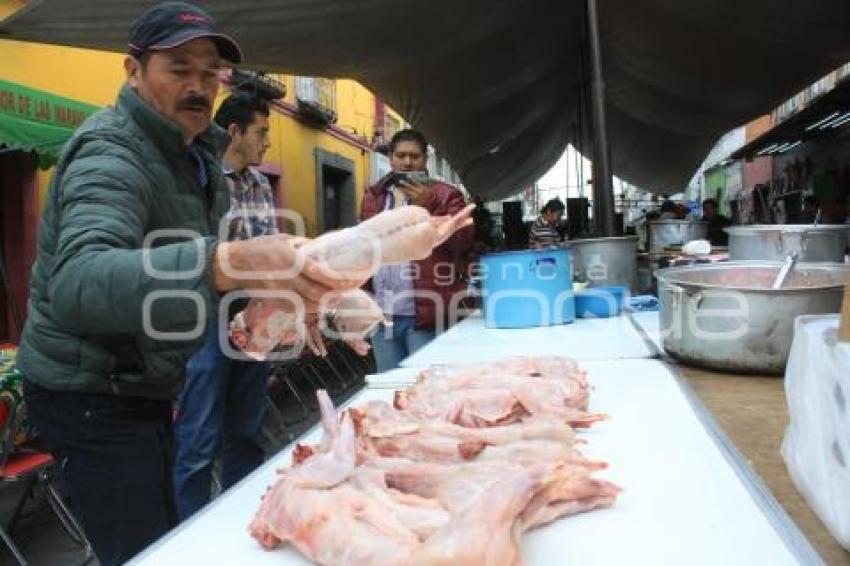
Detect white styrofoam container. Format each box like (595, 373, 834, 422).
(782, 314, 850, 550)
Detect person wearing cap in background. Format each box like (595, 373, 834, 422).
(16, 3, 350, 564)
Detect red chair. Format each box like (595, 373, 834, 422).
(0, 393, 93, 565)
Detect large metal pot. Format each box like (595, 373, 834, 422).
(648, 220, 708, 254)
(565, 236, 639, 292)
(725, 224, 849, 262)
(657, 261, 849, 374)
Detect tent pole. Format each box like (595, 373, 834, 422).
(576, 84, 584, 201)
(586, 0, 615, 236)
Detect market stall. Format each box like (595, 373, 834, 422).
(130, 351, 819, 565)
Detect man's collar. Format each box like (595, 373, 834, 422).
(223, 163, 265, 186)
(117, 83, 229, 158)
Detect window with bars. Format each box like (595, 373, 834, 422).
(383, 113, 401, 141)
(294, 77, 337, 124)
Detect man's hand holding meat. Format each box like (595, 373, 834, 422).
(212, 234, 365, 313)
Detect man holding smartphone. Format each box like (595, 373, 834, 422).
(360, 129, 473, 371)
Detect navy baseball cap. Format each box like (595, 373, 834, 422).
(128, 2, 242, 64)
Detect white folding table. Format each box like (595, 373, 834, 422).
(399, 312, 658, 368)
(131, 358, 820, 565)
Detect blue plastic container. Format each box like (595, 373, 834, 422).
(574, 286, 628, 318)
(479, 248, 575, 328)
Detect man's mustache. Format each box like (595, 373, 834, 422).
(179, 94, 211, 110)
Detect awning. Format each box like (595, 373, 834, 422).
(0, 79, 99, 168)
(3, 1, 850, 196)
(729, 76, 850, 161)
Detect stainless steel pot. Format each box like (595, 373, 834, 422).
(565, 236, 639, 292)
(725, 224, 849, 262)
(656, 261, 849, 374)
(648, 220, 708, 254)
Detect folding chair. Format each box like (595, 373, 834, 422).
(0, 393, 93, 565)
(325, 344, 359, 390)
(267, 363, 313, 428)
(308, 352, 347, 397)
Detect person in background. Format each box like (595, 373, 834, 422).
(173, 94, 275, 521)
(799, 195, 820, 224)
(528, 198, 565, 249)
(471, 195, 497, 254)
(701, 198, 731, 247)
(658, 199, 677, 220)
(360, 129, 473, 372)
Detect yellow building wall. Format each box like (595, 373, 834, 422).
(1, 38, 392, 236)
(262, 74, 377, 236)
(0, 0, 27, 24)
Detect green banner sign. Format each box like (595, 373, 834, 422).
(0, 79, 100, 168)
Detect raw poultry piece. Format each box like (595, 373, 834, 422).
(393, 355, 603, 428)
(231, 204, 474, 359)
(385, 460, 620, 533)
(415, 355, 590, 411)
(395, 385, 605, 429)
(349, 400, 598, 466)
(251, 390, 616, 566)
(250, 469, 423, 564)
(230, 288, 386, 359)
(250, 390, 435, 560)
(411, 466, 540, 566)
(353, 399, 579, 445)
(250, 354, 621, 566)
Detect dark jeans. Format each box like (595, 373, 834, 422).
(370, 315, 435, 372)
(173, 320, 269, 521)
(22, 379, 176, 566)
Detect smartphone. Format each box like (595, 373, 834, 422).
(390, 170, 429, 186)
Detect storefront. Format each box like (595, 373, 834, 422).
(0, 79, 98, 341)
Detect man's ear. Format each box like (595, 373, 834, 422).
(227, 123, 242, 141)
(124, 56, 141, 88)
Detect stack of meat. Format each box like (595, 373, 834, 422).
(249, 356, 620, 565)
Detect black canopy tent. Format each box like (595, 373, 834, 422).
(3, 0, 850, 204)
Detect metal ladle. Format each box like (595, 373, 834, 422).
(772, 252, 799, 289)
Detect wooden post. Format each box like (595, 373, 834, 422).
(840, 276, 850, 343)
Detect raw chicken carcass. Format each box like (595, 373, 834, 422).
(350, 401, 596, 466)
(394, 355, 603, 428)
(385, 460, 620, 534)
(352, 400, 578, 446)
(412, 467, 538, 566)
(231, 204, 474, 359)
(414, 355, 590, 411)
(395, 385, 604, 429)
(250, 390, 431, 559)
(250, 472, 422, 564)
(250, 356, 621, 566)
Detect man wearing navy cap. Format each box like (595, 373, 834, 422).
(17, 3, 347, 563)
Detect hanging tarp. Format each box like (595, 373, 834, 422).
(0, 79, 99, 168)
(2, 1, 850, 196)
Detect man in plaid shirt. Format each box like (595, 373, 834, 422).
(174, 94, 277, 520)
(224, 159, 278, 240)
